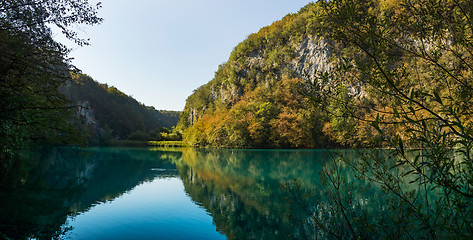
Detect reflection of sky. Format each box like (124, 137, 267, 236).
(66, 177, 226, 240)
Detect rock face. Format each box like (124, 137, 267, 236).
(76, 100, 102, 135)
(77, 100, 98, 127)
(178, 3, 349, 148)
(290, 36, 333, 83)
(243, 36, 333, 83)
(183, 35, 333, 127)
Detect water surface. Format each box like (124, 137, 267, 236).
(0, 147, 375, 239)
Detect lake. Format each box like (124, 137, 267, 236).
(0, 147, 386, 239)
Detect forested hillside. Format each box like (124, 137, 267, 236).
(179, 0, 473, 150)
(178, 3, 349, 148)
(178, 1, 473, 236)
(0, 0, 103, 160)
(61, 73, 180, 144)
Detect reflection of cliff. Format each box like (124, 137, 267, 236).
(0, 147, 395, 239)
(0, 147, 181, 240)
(174, 148, 393, 240)
(175, 148, 334, 240)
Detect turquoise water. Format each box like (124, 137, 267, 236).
(0, 147, 377, 239)
(68, 177, 224, 240)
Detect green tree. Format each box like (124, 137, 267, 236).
(295, 0, 473, 238)
(0, 0, 102, 160)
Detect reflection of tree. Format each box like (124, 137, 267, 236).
(0, 147, 181, 239)
(282, 150, 444, 239)
(0, 147, 396, 239)
(174, 148, 348, 240)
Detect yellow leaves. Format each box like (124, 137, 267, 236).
(270, 108, 303, 148)
(182, 75, 317, 148)
(380, 0, 403, 11)
(248, 121, 263, 144)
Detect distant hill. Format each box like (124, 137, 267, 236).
(60, 73, 180, 144)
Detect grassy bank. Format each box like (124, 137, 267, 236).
(107, 140, 184, 147)
(148, 141, 184, 147)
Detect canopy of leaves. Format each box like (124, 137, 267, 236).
(0, 0, 102, 160)
(295, 0, 473, 238)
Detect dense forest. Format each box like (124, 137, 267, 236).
(0, 0, 103, 161)
(0, 0, 180, 159)
(178, 3, 330, 148)
(1, 0, 473, 238)
(61, 73, 180, 145)
(179, 0, 470, 150)
(178, 0, 473, 237)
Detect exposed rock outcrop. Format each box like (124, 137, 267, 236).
(77, 100, 98, 127)
(290, 36, 333, 83)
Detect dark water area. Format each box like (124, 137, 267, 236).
(0, 147, 387, 239)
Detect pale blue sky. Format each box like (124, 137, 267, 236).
(59, 0, 313, 111)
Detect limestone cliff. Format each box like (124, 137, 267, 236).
(290, 36, 333, 83)
(178, 2, 338, 148)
